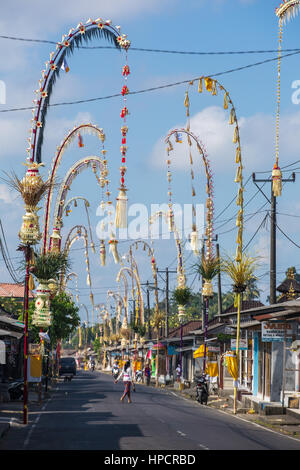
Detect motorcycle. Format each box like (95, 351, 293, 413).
(195, 376, 209, 405)
(8, 378, 24, 401)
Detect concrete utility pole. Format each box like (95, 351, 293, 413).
(252, 173, 295, 305)
(157, 268, 177, 338)
(216, 243, 222, 315)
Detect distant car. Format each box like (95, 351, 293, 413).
(59, 357, 77, 376)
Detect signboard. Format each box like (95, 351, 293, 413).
(231, 339, 248, 351)
(262, 321, 293, 342)
(27, 355, 42, 383)
(29, 344, 40, 355)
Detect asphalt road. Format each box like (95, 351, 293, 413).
(1, 370, 300, 451)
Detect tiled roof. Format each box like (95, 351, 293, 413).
(0, 283, 34, 298)
(167, 320, 202, 338)
(222, 300, 264, 314)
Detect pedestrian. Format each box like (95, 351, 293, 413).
(144, 363, 151, 386)
(115, 360, 133, 403)
(176, 363, 181, 382)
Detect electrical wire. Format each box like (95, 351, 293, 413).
(1, 34, 300, 55)
(1, 50, 300, 114)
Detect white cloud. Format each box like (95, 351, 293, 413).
(0, 184, 17, 204)
(150, 106, 300, 176)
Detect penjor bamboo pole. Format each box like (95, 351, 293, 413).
(233, 292, 241, 415)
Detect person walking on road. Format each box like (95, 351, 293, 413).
(144, 363, 151, 386)
(115, 360, 133, 403)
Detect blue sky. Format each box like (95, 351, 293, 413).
(1, 0, 300, 323)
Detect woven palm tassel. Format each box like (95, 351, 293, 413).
(168, 207, 174, 232)
(235, 166, 242, 183)
(272, 163, 282, 197)
(198, 78, 203, 93)
(236, 228, 242, 245)
(235, 147, 241, 164)
(229, 108, 235, 125)
(233, 126, 239, 144)
(90, 241, 96, 254)
(205, 77, 213, 92)
(236, 209, 243, 227)
(115, 188, 128, 228)
(235, 245, 242, 263)
(189, 151, 193, 165)
(192, 186, 196, 197)
(236, 188, 243, 206)
(90, 292, 94, 307)
(28, 274, 35, 291)
(100, 240, 106, 266)
(190, 225, 199, 255)
(86, 274, 91, 286)
(109, 239, 120, 264)
(184, 91, 190, 116)
(224, 93, 229, 110)
(211, 80, 217, 95)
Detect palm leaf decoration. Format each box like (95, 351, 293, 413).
(173, 287, 191, 306)
(2, 170, 53, 209)
(193, 255, 220, 281)
(36, 25, 121, 163)
(151, 311, 165, 332)
(30, 251, 70, 281)
(221, 253, 258, 293)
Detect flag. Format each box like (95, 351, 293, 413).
(61, 58, 70, 73)
(78, 133, 84, 148)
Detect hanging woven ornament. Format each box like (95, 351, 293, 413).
(78, 133, 84, 148)
(224, 93, 229, 110)
(184, 91, 190, 117)
(229, 108, 235, 125)
(116, 38, 131, 229)
(205, 77, 213, 92)
(100, 240, 106, 266)
(190, 224, 199, 255)
(233, 126, 239, 144)
(115, 186, 128, 228)
(198, 78, 203, 93)
(272, 162, 282, 197)
(109, 237, 120, 264)
(235, 146, 241, 164)
(168, 204, 174, 232)
(28, 274, 35, 291)
(235, 166, 242, 184)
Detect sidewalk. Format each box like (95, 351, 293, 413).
(171, 385, 300, 440)
(0, 382, 56, 439)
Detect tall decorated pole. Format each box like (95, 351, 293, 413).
(115, 35, 131, 229)
(273, 1, 300, 196)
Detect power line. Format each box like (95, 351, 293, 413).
(1, 50, 300, 114)
(1, 34, 300, 56)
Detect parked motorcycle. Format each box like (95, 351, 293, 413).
(195, 375, 209, 405)
(8, 378, 24, 401)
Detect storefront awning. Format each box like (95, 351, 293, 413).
(0, 328, 23, 339)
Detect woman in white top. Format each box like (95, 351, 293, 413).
(115, 360, 132, 403)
